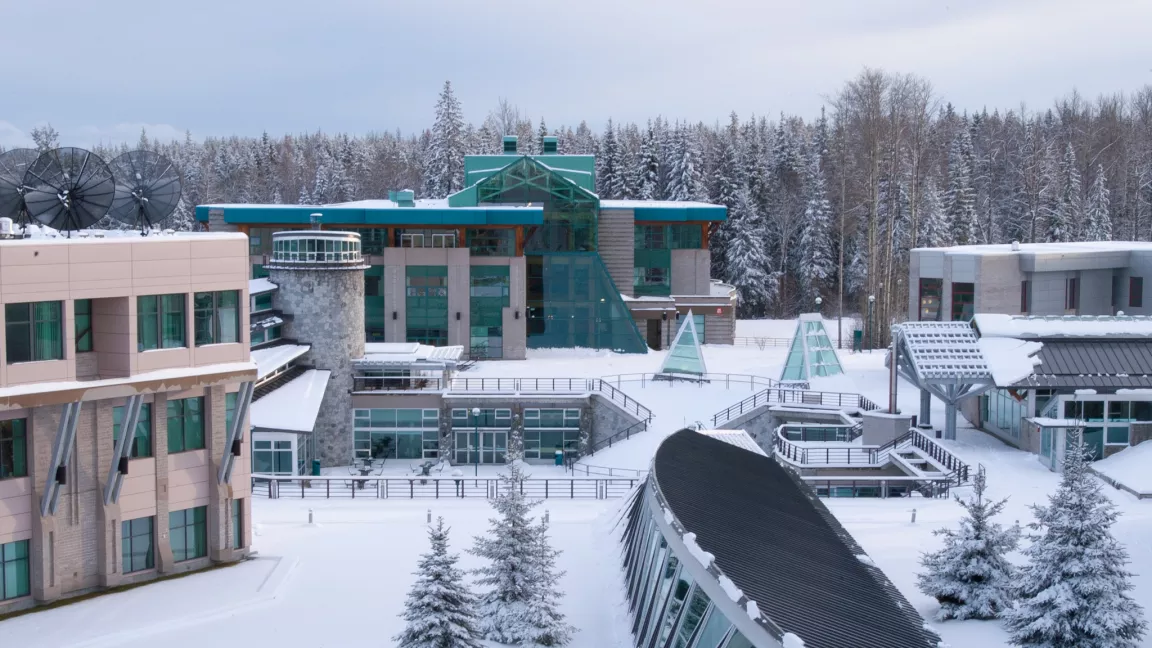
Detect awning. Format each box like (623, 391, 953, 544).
(252, 344, 310, 380)
(250, 369, 331, 433)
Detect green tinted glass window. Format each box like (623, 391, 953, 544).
(406, 266, 448, 346)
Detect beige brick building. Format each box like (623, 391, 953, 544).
(0, 232, 256, 613)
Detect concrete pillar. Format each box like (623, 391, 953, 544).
(153, 393, 175, 574)
(206, 385, 235, 563)
(919, 389, 933, 428)
(94, 400, 122, 587)
(945, 403, 958, 441)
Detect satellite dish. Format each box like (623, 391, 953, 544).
(23, 147, 116, 233)
(0, 148, 40, 227)
(107, 150, 182, 233)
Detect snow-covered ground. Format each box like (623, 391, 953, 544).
(4, 320, 1151, 648)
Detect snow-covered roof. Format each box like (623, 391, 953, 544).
(0, 228, 245, 245)
(913, 241, 1152, 255)
(599, 199, 722, 209)
(1093, 441, 1152, 496)
(894, 322, 992, 381)
(251, 315, 283, 330)
(710, 281, 736, 297)
(249, 277, 277, 295)
(250, 369, 331, 433)
(357, 343, 463, 366)
(621, 295, 675, 303)
(251, 344, 310, 380)
(974, 313, 1152, 339)
(976, 337, 1044, 386)
(696, 430, 766, 456)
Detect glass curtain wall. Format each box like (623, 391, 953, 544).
(526, 254, 646, 353)
(522, 408, 580, 460)
(634, 225, 702, 297)
(365, 265, 387, 341)
(354, 409, 439, 460)
(406, 266, 448, 346)
(470, 266, 510, 358)
(451, 408, 511, 464)
(622, 484, 753, 648)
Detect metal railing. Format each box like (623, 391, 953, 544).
(773, 426, 971, 486)
(599, 372, 780, 391)
(251, 475, 640, 500)
(711, 387, 880, 427)
(731, 336, 854, 350)
(908, 430, 971, 484)
(803, 477, 953, 499)
(567, 463, 648, 479)
(779, 423, 863, 443)
(447, 377, 653, 422)
(774, 434, 876, 465)
(353, 376, 445, 392)
(582, 417, 651, 457)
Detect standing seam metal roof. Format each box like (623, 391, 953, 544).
(1012, 340, 1152, 388)
(652, 430, 939, 648)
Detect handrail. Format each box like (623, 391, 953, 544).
(773, 432, 876, 465)
(712, 387, 880, 427)
(250, 475, 639, 500)
(568, 462, 648, 479)
(599, 372, 781, 391)
(590, 379, 653, 421)
(908, 429, 971, 484)
(583, 417, 651, 456)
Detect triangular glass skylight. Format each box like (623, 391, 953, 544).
(779, 314, 844, 381)
(658, 310, 707, 377)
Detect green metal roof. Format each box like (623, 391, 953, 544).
(194, 202, 544, 226)
(463, 154, 595, 191)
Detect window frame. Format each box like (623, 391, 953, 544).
(169, 506, 208, 563)
(5, 301, 64, 363)
(121, 516, 155, 574)
(75, 299, 93, 352)
(1020, 280, 1030, 314)
(0, 539, 30, 601)
(194, 290, 240, 346)
(167, 397, 205, 454)
(232, 499, 244, 549)
(1130, 277, 1143, 308)
(1066, 277, 1079, 310)
(950, 282, 975, 321)
(113, 403, 153, 458)
(0, 419, 28, 480)
(137, 294, 186, 351)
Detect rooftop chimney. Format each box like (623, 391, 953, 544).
(503, 135, 518, 154)
(542, 136, 558, 154)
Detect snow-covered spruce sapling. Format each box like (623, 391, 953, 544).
(470, 463, 574, 646)
(394, 517, 483, 648)
(916, 468, 1019, 620)
(1005, 440, 1147, 648)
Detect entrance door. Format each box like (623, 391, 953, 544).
(646, 319, 662, 350)
(482, 431, 508, 464)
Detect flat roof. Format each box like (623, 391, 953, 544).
(654, 430, 939, 648)
(912, 240, 1152, 256)
(974, 313, 1152, 339)
(195, 202, 544, 226)
(250, 369, 331, 433)
(0, 228, 246, 246)
(251, 344, 310, 380)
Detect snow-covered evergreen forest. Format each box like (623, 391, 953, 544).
(15, 70, 1152, 326)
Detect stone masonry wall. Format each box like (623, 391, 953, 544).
(269, 267, 365, 467)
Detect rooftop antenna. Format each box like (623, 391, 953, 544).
(23, 147, 115, 236)
(107, 150, 182, 235)
(0, 148, 40, 233)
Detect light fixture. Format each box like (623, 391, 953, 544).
(392, 311, 398, 320)
(514, 310, 520, 320)
(661, 312, 668, 321)
(456, 312, 461, 321)
(868, 295, 876, 303)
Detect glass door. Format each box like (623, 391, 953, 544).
(482, 431, 508, 464)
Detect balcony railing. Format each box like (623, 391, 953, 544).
(353, 376, 445, 392)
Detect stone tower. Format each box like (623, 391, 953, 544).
(266, 227, 366, 466)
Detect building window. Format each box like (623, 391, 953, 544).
(232, 499, 243, 549)
(406, 266, 448, 346)
(5, 301, 63, 363)
(1020, 280, 1030, 314)
(113, 403, 153, 458)
(253, 439, 294, 473)
(0, 539, 30, 600)
(365, 265, 386, 342)
(468, 228, 515, 256)
(253, 292, 273, 312)
(138, 294, 186, 351)
(354, 409, 440, 460)
(522, 408, 580, 460)
(669, 225, 702, 249)
(1130, 277, 1143, 308)
(121, 517, 154, 573)
(951, 282, 974, 321)
(167, 397, 204, 454)
(1066, 277, 1079, 310)
(635, 225, 668, 250)
(194, 290, 240, 346)
(918, 278, 942, 321)
(397, 229, 457, 248)
(0, 419, 28, 479)
(75, 299, 93, 352)
(169, 506, 207, 562)
(353, 228, 388, 255)
(471, 266, 510, 358)
(226, 392, 238, 433)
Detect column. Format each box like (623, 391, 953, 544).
(206, 385, 235, 563)
(919, 389, 933, 429)
(153, 393, 175, 574)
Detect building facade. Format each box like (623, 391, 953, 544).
(0, 232, 255, 613)
(908, 241, 1152, 322)
(197, 136, 735, 357)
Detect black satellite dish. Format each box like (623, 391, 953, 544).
(0, 148, 40, 228)
(107, 150, 182, 234)
(23, 147, 116, 234)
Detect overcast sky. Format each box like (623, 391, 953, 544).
(2, 0, 1151, 148)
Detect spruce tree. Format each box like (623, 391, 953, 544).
(796, 149, 833, 309)
(666, 125, 704, 202)
(423, 80, 465, 199)
(918, 177, 948, 248)
(394, 518, 483, 648)
(1084, 164, 1112, 242)
(471, 464, 573, 646)
(1005, 440, 1146, 648)
(946, 121, 979, 245)
(597, 119, 626, 199)
(1047, 142, 1081, 243)
(917, 469, 1020, 621)
(635, 121, 660, 201)
(723, 187, 775, 317)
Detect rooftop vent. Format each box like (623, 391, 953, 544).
(503, 136, 518, 154)
(310, 212, 322, 230)
(1011, 240, 1020, 251)
(541, 136, 558, 154)
(394, 189, 415, 207)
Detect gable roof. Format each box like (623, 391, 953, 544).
(653, 430, 939, 648)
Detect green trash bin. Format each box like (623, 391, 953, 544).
(311, 460, 321, 476)
(852, 329, 863, 352)
(554, 450, 564, 466)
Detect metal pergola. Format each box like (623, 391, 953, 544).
(890, 322, 995, 440)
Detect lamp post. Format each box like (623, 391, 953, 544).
(471, 407, 480, 477)
(867, 295, 876, 352)
(815, 296, 823, 317)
